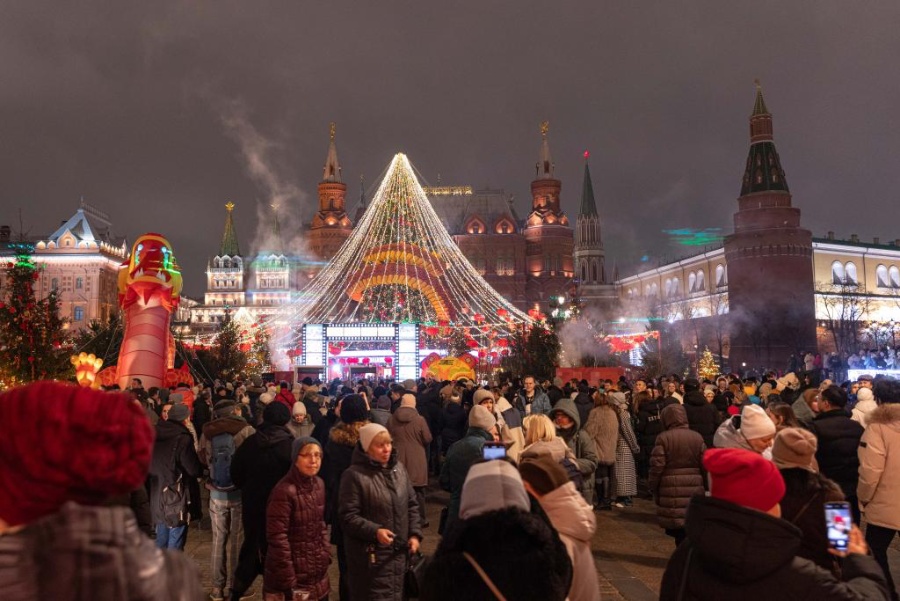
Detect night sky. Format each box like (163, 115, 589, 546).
(2, 2, 898, 297)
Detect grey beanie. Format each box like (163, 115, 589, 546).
(291, 436, 322, 463)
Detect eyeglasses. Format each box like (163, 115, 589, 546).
(299, 452, 323, 460)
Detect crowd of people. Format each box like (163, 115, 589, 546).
(0, 367, 898, 600)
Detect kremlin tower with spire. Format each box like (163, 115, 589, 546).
(308, 122, 353, 261)
(724, 82, 816, 368)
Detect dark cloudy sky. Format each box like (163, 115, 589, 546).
(2, 2, 899, 297)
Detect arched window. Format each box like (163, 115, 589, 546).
(831, 261, 845, 285)
(891, 266, 900, 288)
(715, 264, 726, 287)
(665, 279, 672, 297)
(74, 306, 84, 322)
(581, 263, 587, 282)
(696, 271, 705, 291)
(223, 258, 231, 269)
(75, 277, 83, 290)
(876, 264, 889, 288)
(591, 262, 598, 283)
(672, 277, 681, 296)
(844, 262, 858, 285)
(51, 278, 59, 291)
(688, 272, 697, 292)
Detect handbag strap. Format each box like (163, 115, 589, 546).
(463, 552, 507, 601)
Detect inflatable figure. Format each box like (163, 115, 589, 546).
(115, 233, 183, 390)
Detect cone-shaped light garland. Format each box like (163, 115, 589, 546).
(282, 153, 532, 329)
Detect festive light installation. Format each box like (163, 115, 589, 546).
(115, 233, 183, 389)
(284, 153, 532, 329)
(71, 352, 104, 389)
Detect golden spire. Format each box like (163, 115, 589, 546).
(540, 120, 549, 138)
(330, 121, 336, 141)
(225, 201, 235, 212)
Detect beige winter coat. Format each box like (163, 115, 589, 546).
(583, 405, 619, 465)
(857, 403, 900, 530)
(537, 482, 601, 601)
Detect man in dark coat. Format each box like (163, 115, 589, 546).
(682, 378, 720, 448)
(649, 404, 706, 546)
(661, 448, 889, 600)
(573, 384, 594, 428)
(228, 403, 293, 601)
(635, 392, 678, 479)
(810, 385, 865, 525)
(439, 405, 496, 531)
(148, 403, 203, 550)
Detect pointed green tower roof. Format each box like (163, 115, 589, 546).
(752, 79, 769, 115)
(579, 152, 598, 217)
(220, 202, 241, 256)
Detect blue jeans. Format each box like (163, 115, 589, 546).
(155, 523, 188, 549)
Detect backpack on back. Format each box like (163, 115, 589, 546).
(210, 432, 236, 491)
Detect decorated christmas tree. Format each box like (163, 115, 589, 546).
(698, 346, 720, 381)
(286, 153, 531, 329)
(244, 320, 272, 377)
(0, 243, 69, 388)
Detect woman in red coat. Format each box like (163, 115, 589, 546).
(264, 437, 331, 601)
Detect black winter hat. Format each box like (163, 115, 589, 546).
(340, 394, 368, 425)
(263, 402, 291, 426)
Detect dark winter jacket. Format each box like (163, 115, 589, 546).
(264, 467, 330, 600)
(191, 398, 212, 433)
(0, 502, 205, 601)
(550, 398, 600, 504)
(338, 446, 423, 601)
(439, 402, 468, 453)
(779, 467, 845, 572)
(148, 420, 203, 526)
(810, 410, 864, 498)
(439, 426, 493, 529)
(636, 396, 678, 448)
(369, 407, 391, 427)
(660, 495, 889, 601)
(321, 420, 367, 544)
(573, 392, 593, 430)
(683, 390, 720, 448)
(648, 404, 706, 530)
(387, 406, 433, 487)
(230, 423, 293, 549)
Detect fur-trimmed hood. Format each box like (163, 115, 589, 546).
(868, 403, 900, 426)
(329, 420, 366, 447)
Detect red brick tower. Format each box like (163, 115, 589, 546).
(524, 121, 574, 309)
(724, 83, 816, 370)
(308, 122, 353, 262)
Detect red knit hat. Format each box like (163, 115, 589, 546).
(0, 381, 155, 526)
(704, 448, 785, 512)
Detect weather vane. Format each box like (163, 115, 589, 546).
(330, 122, 336, 141)
(540, 121, 549, 138)
(225, 202, 235, 212)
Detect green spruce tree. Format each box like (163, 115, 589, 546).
(0, 243, 70, 386)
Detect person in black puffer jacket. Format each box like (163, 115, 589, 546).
(810, 385, 864, 525)
(228, 403, 294, 601)
(440, 393, 467, 455)
(635, 391, 677, 479)
(682, 379, 721, 448)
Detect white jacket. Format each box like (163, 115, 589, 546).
(851, 399, 878, 429)
(538, 481, 601, 601)
(858, 404, 900, 530)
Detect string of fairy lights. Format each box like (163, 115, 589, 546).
(274, 153, 532, 340)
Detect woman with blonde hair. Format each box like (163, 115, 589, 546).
(522, 414, 579, 466)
